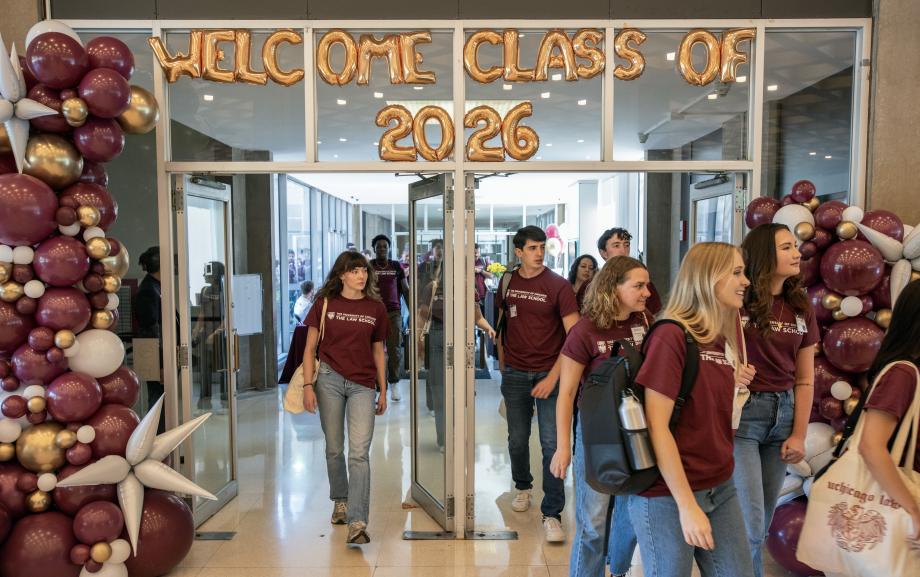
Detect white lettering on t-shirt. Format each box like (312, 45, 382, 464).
(506, 288, 549, 303)
(700, 349, 734, 367)
(328, 311, 378, 326)
(767, 319, 806, 336)
(376, 269, 396, 278)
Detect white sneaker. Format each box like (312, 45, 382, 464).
(330, 501, 347, 524)
(511, 489, 531, 512)
(543, 516, 565, 543)
(390, 386, 401, 402)
(346, 521, 370, 544)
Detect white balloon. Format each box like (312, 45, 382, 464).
(11, 246, 33, 265)
(0, 245, 12, 262)
(37, 473, 57, 492)
(804, 422, 835, 460)
(913, 256, 920, 272)
(67, 329, 125, 378)
(83, 227, 105, 241)
(23, 384, 45, 399)
(105, 293, 120, 311)
(118, 473, 144, 554)
(59, 223, 81, 237)
(839, 296, 863, 318)
(856, 224, 904, 262)
(787, 460, 812, 478)
(841, 206, 864, 224)
(26, 20, 84, 49)
(108, 540, 132, 564)
(64, 339, 81, 357)
(891, 259, 912, 307)
(56, 455, 129, 487)
(23, 280, 45, 299)
(0, 101, 11, 124)
(807, 446, 835, 476)
(76, 424, 96, 444)
(904, 223, 920, 260)
(830, 380, 853, 401)
(902, 224, 914, 240)
(0, 419, 22, 443)
(772, 204, 815, 237)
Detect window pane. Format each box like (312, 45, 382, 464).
(761, 31, 856, 201)
(613, 30, 751, 161)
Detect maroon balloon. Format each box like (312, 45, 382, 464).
(871, 266, 892, 310)
(856, 294, 874, 315)
(65, 443, 93, 467)
(70, 543, 90, 565)
(36, 288, 91, 332)
(28, 327, 55, 352)
(789, 180, 816, 203)
(26, 84, 70, 133)
(780, 194, 796, 206)
(812, 227, 833, 250)
(73, 501, 124, 544)
(798, 241, 817, 261)
(78, 68, 131, 119)
(745, 197, 781, 230)
(766, 500, 821, 577)
(83, 274, 104, 293)
(88, 291, 109, 310)
(0, 463, 28, 519)
(56, 206, 77, 226)
(820, 240, 884, 296)
(818, 396, 844, 420)
(106, 238, 121, 256)
(45, 346, 64, 364)
(85, 559, 103, 573)
(1, 377, 19, 392)
(16, 473, 37, 493)
(18, 55, 38, 91)
(0, 173, 58, 245)
(798, 250, 822, 288)
(97, 366, 140, 406)
(1, 395, 27, 419)
(859, 209, 904, 242)
(27, 410, 48, 425)
(0, 360, 9, 378)
(54, 463, 118, 516)
(0, 505, 10, 545)
(123, 490, 195, 577)
(812, 355, 854, 421)
(78, 161, 108, 188)
(824, 317, 885, 374)
(0, 153, 16, 175)
(33, 236, 91, 287)
(73, 118, 125, 163)
(0, 301, 34, 355)
(85, 36, 135, 79)
(26, 32, 88, 89)
(12, 264, 34, 284)
(814, 199, 848, 231)
(11, 344, 67, 386)
(58, 182, 118, 230)
(86, 404, 140, 458)
(15, 297, 37, 316)
(47, 372, 103, 423)
(0, 511, 80, 577)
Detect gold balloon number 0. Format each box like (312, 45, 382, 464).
(376, 102, 538, 162)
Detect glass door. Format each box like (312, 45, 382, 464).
(407, 173, 454, 536)
(174, 174, 239, 525)
(691, 173, 747, 245)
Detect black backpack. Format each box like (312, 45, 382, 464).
(579, 319, 700, 495)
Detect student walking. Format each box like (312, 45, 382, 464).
(596, 228, 662, 315)
(370, 234, 409, 402)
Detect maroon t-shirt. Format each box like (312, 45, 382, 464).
(646, 282, 663, 316)
(371, 259, 404, 312)
(635, 323, 736, 496)
(742, 298, 820, 392)
(305, 295, 389, 388)
(865, 362, 920, 474)
(561, 311, 654, 404)
(498, 268, 580, 372)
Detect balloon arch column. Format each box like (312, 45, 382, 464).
(1, 21, 212, 577)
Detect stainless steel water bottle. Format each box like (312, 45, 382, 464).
(619, 391, 656, 470)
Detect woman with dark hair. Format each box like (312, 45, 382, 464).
(193, 260, 228, 412)
(734, 223, 818, 577)
(135, 246, 165, 432)
(568, 254, 598, 310)
(300, 251, 389, 545)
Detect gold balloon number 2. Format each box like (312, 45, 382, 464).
(376, 102, 537, 162)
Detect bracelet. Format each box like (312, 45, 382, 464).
(304, 383, 314, 388)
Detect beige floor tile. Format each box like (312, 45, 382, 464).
(178, 541, 223, 567)
(162, 568, 203, 577)
(197, 569, 373, 577)
(374, 567, 551, 577)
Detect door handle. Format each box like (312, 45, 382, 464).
(232, 330, 240, 373)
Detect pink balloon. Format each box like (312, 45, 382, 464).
(11, 344, 67, 386)
(789, 180, 816, 203)
(745, 197, 782, 229)
(59, 182, 118, 230)
(78, 161, 109, 188)
(814, 200, 848, 231)
(766, 500, 821, 577)
(73, 501, 124, 545)
(86, 404, 140, 458)
(33, 236, 91, 287)
(73, 118, 125, 163)
(859, 209, 904, 242)
(820, 240, 884, 296)
(26, 32, 88, 89)
(0, 173, 58, 245)
(36, 287, 92, 332)
(97, 366, 141, 406)
(824, 317, 885, 374)
(124, 490, 195, 577)
(0, 463, 29, 519)
(47, 372, 103, 423)
(86, 37, 135, 80)
(0, 511, 80, 577)
(26, 84, 69, 133)
(78, 68, 131, 119)
(0, 301, 34, 355)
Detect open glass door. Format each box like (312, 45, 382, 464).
(407, 173, 454, 537)
(690, 172, 747, 245)
(173, 174, 239, 525)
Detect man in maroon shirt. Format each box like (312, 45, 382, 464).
(595, 228, 663, 315)
(497, 226, 580, 543)
(370, 234, 409, 402)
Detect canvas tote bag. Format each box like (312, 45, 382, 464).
(283, 298, 327, 414)
(796, 361, 920, 576)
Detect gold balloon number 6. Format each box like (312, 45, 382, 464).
(376, 102, 538, 162)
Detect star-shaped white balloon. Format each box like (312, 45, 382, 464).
(56, 396, 217, 555)
(0, 32, 58, 171)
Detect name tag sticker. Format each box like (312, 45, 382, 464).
(631, 325, 647, 345)
(509, 304, 517, 318)
(796, 315, 807, 333)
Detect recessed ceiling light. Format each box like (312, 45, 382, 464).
(519, 33, 526, 37)
(540, 92, 550, 99)
(502, 84, 512, 91)
(767, 84, 778, 91)
(202, 94, 214, 101)
(707, 94, 718, 100)
(577, 139, 584, 143)
(317, 140, 322, 145)
(333, 154, 339, 158)
(809, 151, 817, 156)
(585, 155, 591, 159)
(825, 155, 833, 159)
(736, 75, 747, 83)
(535, 156, 542, 160)
(373, 142, 378, 146)
(413, 86, 424, 91)
(551, 73, 562, 81)
(339, 137, 347, 142)
(666, 52, 676, 61)
(546, 143, 553, 147)
(577, 99, 587, 106)
(336, 98, 347, 106)
(373, 92, 383, 99)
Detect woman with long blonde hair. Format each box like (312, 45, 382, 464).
(628, 242, 756, 577)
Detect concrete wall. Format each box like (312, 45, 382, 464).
(0, 0, 38, 54)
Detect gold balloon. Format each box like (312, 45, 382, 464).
(795, 222, 816, 242)
(534, 30, 577, 81)
(100, 245, 130, 278)
(148, 31, 202, 83)
(357, 34, 403, 85)
(55, 429, 77, 449)
(678, 30, 721, 86)
(464, 106, 504, 161)
(15, 422, 65, 473)
(501, 101, 539, 161)
(502, 29, 534, 82)
(54, 329, 76, 349)
(572, 29, 605, 79)
(822, 292, 842, 310)
(61, 97, 89, 127)
(0, 124, 10, 153)
(831, 431, 844, 446)
(117, 85, 160, 135)
(27, 396, 46, 414)
(837, 221, 858, 240)
(875, 308, 892, 329)
(91, 310, 115, 330)
(613, 29, 646, 81)
(804, 197, 821, 212)
(463, 30, 502, 84)
(0, 443, 14, 462)
(0, 262, 9, 283)
(316, 29, 357, 86)
(375, 105, 416, 161)
(22, 134, 84, 190)
(814, 341, 822, 357)
(201, 29, 236, 83)
(86, 236, 111, 260)
(719, 28, 755, 83)
(102, 274, 122, 294)
(911, 271, 920, 283)
(832, 309, 849, 321)
(0, 281, 23, 303)
(263, 29, 305, 86)
(77, 205, 102, 228)
(399, 31, 436, 84)
(233, 30, 268, 85)
(91, 542, 113, 563)
(412, 106, 454, 161)
(26, 490, 52, 513)
(844, 397, 859, 416)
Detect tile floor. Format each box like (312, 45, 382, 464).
(165, 380, 798, 577)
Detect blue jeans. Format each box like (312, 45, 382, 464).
(315, 362, 377, 524)
(628, 479, 754, 577)
(428, 323, 445, 448)
(732, 390, 795, 577)
(571, 420, 637, 577)
(501, 366, 564, 518)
